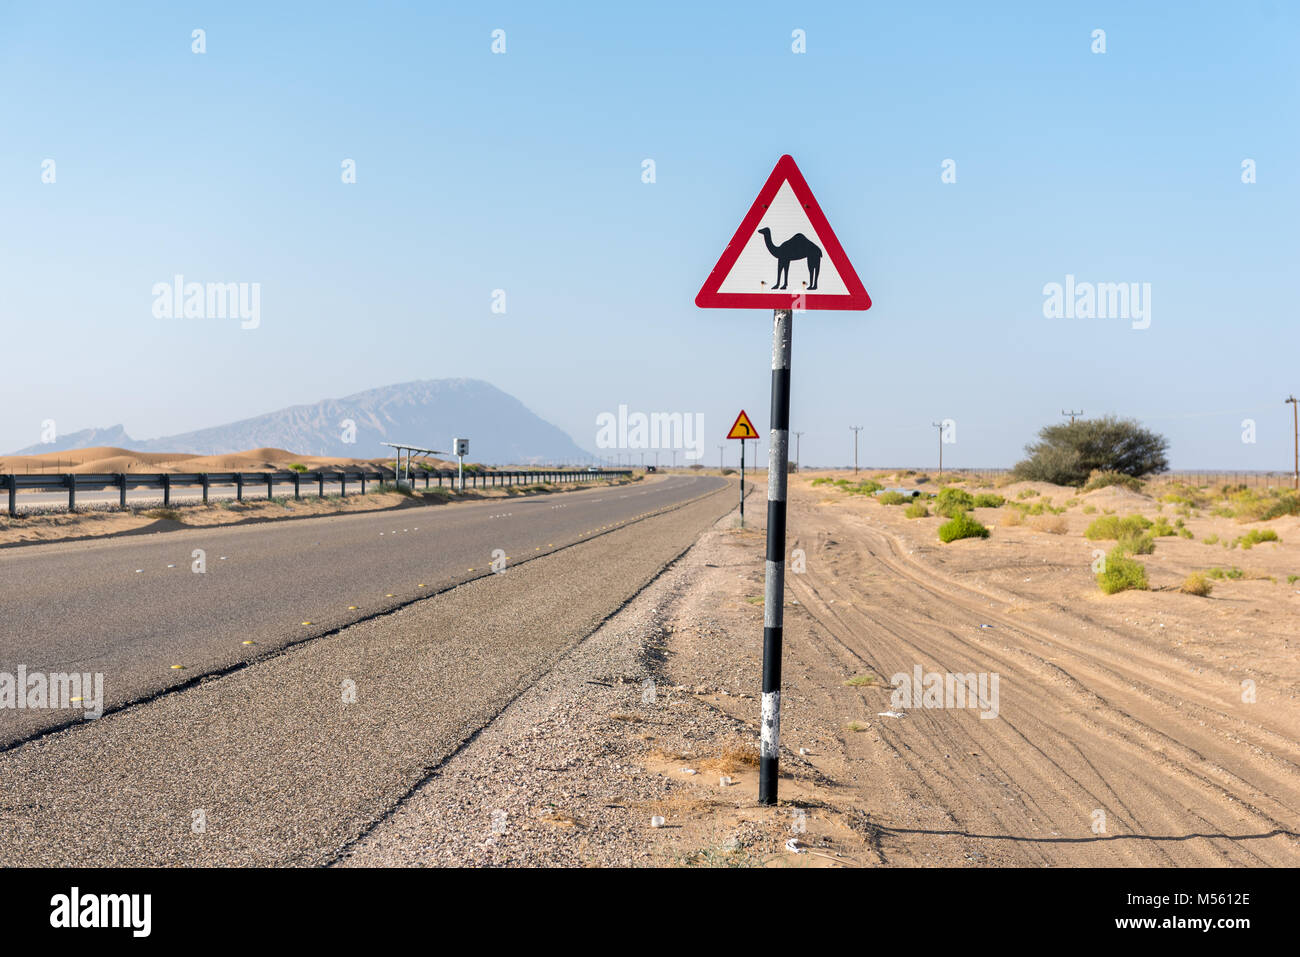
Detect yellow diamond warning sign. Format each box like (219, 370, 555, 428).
(726, 409, 758, 440)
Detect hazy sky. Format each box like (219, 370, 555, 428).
(2, 1, 1297, 468)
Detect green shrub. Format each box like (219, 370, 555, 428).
(844, 480, 883, 495)
(1097, 548, 1149, 594)
(811, 477, 833, 487)
(287, 463, 308, 473)
(1180, 572, 1213, 597)
(1150, 517, 1176, 537)
(972, 493, 1005, 508)
(1203, 534, 1219, 545)
(1082, 470, 1144, 493)
(1236, 529, 1280, 549)
(1082, 504, 1097, 514)
(1118, 531, 1156, 555)
(1206, 566, 1243, 580)
(938, 512, 990, 543)
(904, 501, 929, 519)
(878, 491, 909, 505)
(1017, 489, 1039, 500)
(1085, 514, 1153, 540)
(935, 488, 975, 517)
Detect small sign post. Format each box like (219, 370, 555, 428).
(696, 155, 872, 806)
(726, 410, 758, 527)
(453, 437, 469, 491)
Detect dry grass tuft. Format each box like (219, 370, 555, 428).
(698, 741, 761, 775)
(1031, 514, 1068, 534)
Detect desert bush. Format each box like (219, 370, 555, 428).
(878, 491, 909, 505)
(1082, 504, 1097, 514)
(1016, 489, 1039, 499)
(1207, 566, 1244, 580)
(1014, 416, 1169, 486)
(1097, 548, 1149, 594)
(287, 463, 308, 473)
(1082, 470, 1144, 493)
(844, 480, 883, 495)
(999, 508, 1024, 527)
(1085, 514, 1153, 540)
(1150, 517, 1176, 537)
(1118, 531, 1156, 555)
(972, 493, 1005, 508)
(1180, 572, 1213, 597)
(1031, 514, 1068, 534)
(904, 501, 929, 519)
(1236, 529, 1280, 549)
(935, 488, 975, 517)
(938, 512, 990, 543)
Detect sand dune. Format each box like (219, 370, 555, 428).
(0, 446, 462, 474)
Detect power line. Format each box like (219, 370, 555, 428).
(1062, 409, 1084, 424)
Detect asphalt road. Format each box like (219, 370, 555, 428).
(0, 474, 727, 747)
(0, 474, 736, 865)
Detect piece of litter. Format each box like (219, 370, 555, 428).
(979, 624, 993, 629)
(785, 838, 805, 854)
(681, 768, 697, 775)
(877, 711, 906, 718)
(719, 776, 733, 787)
(799, 748, 810, 756)
(650, 816, 666, 828)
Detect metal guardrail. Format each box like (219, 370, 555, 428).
(1, 468, 634, 517)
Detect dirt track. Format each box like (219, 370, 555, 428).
(762, 481, 1300, 865)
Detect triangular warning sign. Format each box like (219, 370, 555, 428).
(726, 409, 758, 440)
(695, 155, 871, 311)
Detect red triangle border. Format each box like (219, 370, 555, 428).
(695, 155, 872, 311)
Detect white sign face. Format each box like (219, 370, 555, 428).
(715, 181, 852, 297)
(695, 154, 871, 311)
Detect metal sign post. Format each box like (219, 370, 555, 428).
(761, 308, 792, 804)
(727, 410, 757, 528)
(453, 437, 469, 491)
(695, 154, 872, 806)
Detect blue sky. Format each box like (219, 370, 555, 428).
(2, 1, 1297, 468)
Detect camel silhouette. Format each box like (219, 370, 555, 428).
(757, 227, 822, 290)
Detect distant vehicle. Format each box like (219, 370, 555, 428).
(587, 466, 601, 472)
(645, 465, 657, 473)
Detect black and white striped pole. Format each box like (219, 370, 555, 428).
(759, 307, 792, 805)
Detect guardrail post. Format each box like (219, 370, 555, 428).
(361, 472, 367, 495)
(318, 472, 325, 497)
(6, 477, 15, 517)
(161, 474, 170, 507)
(267, 473, 274, 500)
(341, 472, 348, 496)
(202, 474, 210, 504)
(65, 474, 76, 512)
(293, 473, 301, 499)
(236, 474, 244, 502)
(116, 474, 127, 509)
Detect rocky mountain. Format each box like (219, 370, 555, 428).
(9, 379, 590, 464)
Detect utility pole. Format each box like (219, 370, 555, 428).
(1287, 396, 1298, 490)
(849, 426, 863, 475)
(1062, 409, 1083, 424)
(793, 431, 804, 473)
(718, 444, 725, 472)
(932, 421, 944, 482)
(672, 449, 678, 469)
